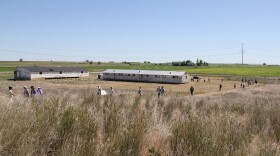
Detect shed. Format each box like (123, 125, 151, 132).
(14, 67, 89, 80)
(102, 69, 189, 84)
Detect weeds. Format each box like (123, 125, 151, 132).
(0, 85, 280, 155)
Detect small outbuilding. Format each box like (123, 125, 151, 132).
(14, 67, 89, 80)
(102, 69, 189, 84)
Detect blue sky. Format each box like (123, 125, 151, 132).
(0, 0, 279, 64)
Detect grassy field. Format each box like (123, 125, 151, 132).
(0, 84, 280, 155)
(1, 61, 280, 77)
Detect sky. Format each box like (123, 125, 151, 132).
(0, 0, 279, 64)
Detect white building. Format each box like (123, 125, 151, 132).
(14, 67, 89, 80)
(102, 69, 189, 84)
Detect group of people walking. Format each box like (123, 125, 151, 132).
(156, 86, 165, 98)
(97, 86, 114, 96)
(8, 85, 43, 102)
(23, 86, 43, 98)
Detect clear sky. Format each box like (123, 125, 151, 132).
(0, 0, 279, 64)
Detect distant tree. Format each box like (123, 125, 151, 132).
(172, 60, 195, 66)
(97, 61, 101, 65)
(89, 61, 93, 64)
(199, 60, 203, 66)
(172, 62, 180, 66)
(195, 59, 208, 66)
(203, 61, 209, 66)
(144, 61, 150, 64)
(86, 60, 89, 63)
(263, 63, 266, 66)
(19, 58, 23, 62)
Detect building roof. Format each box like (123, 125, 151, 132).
(103, 69, 187, 76)
(17, 67, 88, 72)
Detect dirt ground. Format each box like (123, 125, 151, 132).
(0, 73, 259, 97)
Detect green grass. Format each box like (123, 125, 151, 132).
(187, 66, 280, 77)
(1, 61, 280, 77)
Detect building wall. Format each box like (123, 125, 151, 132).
(15, 68, 31, 80)
(15, 68, 89, 80)
(103, 73, 188, 84)
(31, 72, 89, 79)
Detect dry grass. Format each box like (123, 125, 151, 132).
(0, 80, 280, 155)
(0, 73, 244, 97)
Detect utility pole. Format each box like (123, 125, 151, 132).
(241, 43, 244, 65)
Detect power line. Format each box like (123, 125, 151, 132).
(0, 41, 240, 53)
(0, 48, 240, 60)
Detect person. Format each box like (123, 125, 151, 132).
(8, 86, 14, 102)
(160, 86, 165, 96)
(156, 86, 161, 98)
(37, 87, 43, 95)
(23, 86, 30, 98)
(138, 87, 142, 97)
(97, 86, 101, 96)
(219, 84, 222, 91)
(190, 86, 194, 96)
(30, 86, 36, 97)
(109, 87, 114, 96)
(234, 83, 236, 89)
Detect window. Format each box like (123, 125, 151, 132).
(141, 75, 143, 77)
(60, 71, 62, 74)
(132, 74, 135, 77)
(146, 75, 149, 77)
(81, 71, 84, 73)
(162, 75, 166, 78)
(40, 72, 42, 75)
(172, 76, 178, 79)
(155, 75, 160, 78)
(128, 74, 130, 76)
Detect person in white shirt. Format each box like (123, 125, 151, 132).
(8, 86, 14, 102)
(109, 87, 114, 96)
(97, 86, 101, 96)
(138, 87, 142, 97)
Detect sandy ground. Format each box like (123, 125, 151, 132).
(0, 73, 258, 97)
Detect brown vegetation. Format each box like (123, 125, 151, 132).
(0, 81, 280, 155)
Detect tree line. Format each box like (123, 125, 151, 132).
(172, 59, 209, 66)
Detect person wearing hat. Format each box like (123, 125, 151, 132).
(23, 86, 30, 98)
(37, 87, 43, 95)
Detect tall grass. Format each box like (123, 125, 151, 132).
(0, 85, 280, 155)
